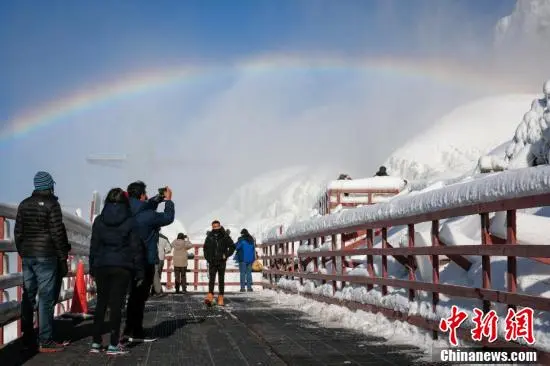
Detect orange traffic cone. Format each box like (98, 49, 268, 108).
(68, 260, 91, 318)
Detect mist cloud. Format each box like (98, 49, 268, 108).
(2, 0, 547, 226)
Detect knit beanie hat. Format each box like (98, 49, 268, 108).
(34, 171, 55, 191)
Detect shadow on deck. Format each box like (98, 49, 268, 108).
(0, 293, 437, 365)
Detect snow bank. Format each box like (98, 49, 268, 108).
(272, 252, 550, 352)
(491, 211, 550, 244)
(479, 81, 550, 172)
(327, 176, 406, 191)
(385, 94, 539, 181)
(265, 166, 550, 243)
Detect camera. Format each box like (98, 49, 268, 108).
(158, 187, 167, 197)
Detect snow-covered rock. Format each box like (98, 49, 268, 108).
(480, 80, 550, 172)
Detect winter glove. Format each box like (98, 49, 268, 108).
(58, 259, 69, 278)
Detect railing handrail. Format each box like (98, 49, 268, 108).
(0, 202, 92, 234)
(263, 166, 550, 245)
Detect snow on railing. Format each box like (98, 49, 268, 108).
(259, 165, 550, 358)
(266, 166, 550, 243)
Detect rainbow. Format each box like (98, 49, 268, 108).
(0, 55, 527, 143)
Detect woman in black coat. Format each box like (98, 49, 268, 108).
(89, 188, 144, 355)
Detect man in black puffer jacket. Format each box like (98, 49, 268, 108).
(14, 171, 70, 352)
(203, 220, 235, 306)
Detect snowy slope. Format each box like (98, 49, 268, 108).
(384, 94, 538, 181)
(187, 166, 334, 241)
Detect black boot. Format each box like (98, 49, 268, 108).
(175, 283, 180, 294)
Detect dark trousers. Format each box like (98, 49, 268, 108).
(174, 266, 187, 291)
(208, 261, 226, 295)
(21, 256, 58, 344)
(92, 267, 131, 346)
(124, 264, 154, 337)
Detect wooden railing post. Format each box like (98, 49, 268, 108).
(366, 229, 374, 292)
(431, 220, 440, 340)
(506, 210, 517, 311)
(284, 242, 290, 280)
(312, 238, 319, 273)
(480, 212, 492, 313)
(320, 236, 326, 285)
(194, 246, 199, 291)
(166, 256, 173, 289)
(291, 241, 295, 276)
(407, 224, 416, 302)
(330, 235, 337, 293)
(381, 227, 388, 296)
(268, 244, 273, 285)
(340, 234, 346, 289)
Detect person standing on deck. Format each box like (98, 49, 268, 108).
(89, 188, 145, 355)
(235, 229, 256, 292)
(203, 220, 235, 306)
(15, 171, 70, 352)
(123, 181, 175, 341)
(171, 233, 194, 293)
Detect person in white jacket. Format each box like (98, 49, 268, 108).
(152, 233, 172, 295)
(171, 233, 194, 293)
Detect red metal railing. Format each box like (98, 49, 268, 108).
(260, 190, 550, 359)
(0, 205, 94, 346)
(161, 244, 262, 290)
(317, 187, 401, 215)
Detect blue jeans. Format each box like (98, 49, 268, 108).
(239, 262, 253, 290)
(21, 256, 58, 344)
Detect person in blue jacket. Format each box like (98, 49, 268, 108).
(122, 181, 175, 342)
(235, 229, 256, 292)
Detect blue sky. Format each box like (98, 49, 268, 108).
(0, 0, 517, 227)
